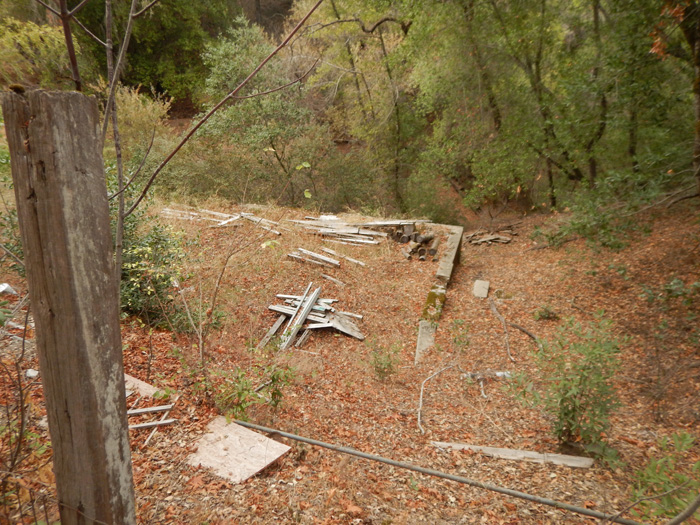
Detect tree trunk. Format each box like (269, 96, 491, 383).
(1, 90, 136, 525)
(680, 3, 700, 196)
(694, 32, 700, 196)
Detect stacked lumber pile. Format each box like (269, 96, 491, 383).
(396, 226, 441, 261)
(289, 216, 434, 247)
(288, 216, 385, 245)
(464, 224, 519, 245)
(259, 283, 364, 350)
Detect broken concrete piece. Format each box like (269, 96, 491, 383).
(435, 226, 464, 283)
(187, 417, 290, 483)
(473, 280, 490, 298)
(415, 320, 436, 364)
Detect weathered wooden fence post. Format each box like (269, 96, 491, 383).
(1, 90, 136, 524)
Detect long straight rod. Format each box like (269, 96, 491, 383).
(234, 420, 640, 525)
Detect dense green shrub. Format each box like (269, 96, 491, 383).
(511, 316, 622, 448)
(0, 18, 96, 89)
(632, 433, 700, 521)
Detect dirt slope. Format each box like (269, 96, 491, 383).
(1, 202, 699, 524)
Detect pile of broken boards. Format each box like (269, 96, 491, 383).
(259, 283, 364, 351)
(464, 224, 519, 245)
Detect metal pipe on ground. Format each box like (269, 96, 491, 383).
(234, 420, 640, 525)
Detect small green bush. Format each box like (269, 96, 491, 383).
(370, 344, 400, 381)
(632, 433, 700, 521)
(511, 315, 622, 448)
(119, 222, 187, 329)
(533, 305, 559, 321)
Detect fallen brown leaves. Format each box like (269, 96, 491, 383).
(1, 202, 699, 523)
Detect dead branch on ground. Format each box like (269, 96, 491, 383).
(417, 365, 456, 434)
(488, 297, 515, 362)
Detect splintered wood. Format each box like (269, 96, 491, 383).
(464, 223, 520, 245)
(262, 283, 365, 348)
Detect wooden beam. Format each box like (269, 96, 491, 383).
(280, 287, 322, 350)
(2, 90, 136, 524)
(256, 314, 286, 350)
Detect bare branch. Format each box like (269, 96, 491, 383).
(311, 16, 411, 35)
(603, 482, 690, 524)
(123, 0, 326, 218)
(58, 0, 83, 91)
(665, 491, 700, 525)
(232, 59, 318, 101)
(72, 16, 107, 47)
(32, 0, 60, 17)
(68, 0, 92, 16)
(133, 0, 160, 18)
(0, 243, 24, 268)
(101, 0, 139, 141)
(418, 365, 457, 434)
(108, 125, 157, 201)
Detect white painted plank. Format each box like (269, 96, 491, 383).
(431, 442, 594, 468)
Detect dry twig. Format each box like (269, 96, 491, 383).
(417, 365, 456, 434)
(488, 298, 515, 362)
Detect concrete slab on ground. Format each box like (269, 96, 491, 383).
(187, 417, 290, 483)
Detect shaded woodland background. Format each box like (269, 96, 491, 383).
(2, 0, 697, 228)
(1, 1, 700, 523)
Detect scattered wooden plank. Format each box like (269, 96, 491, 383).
(337, 238, 380, 245)
(473, 280, 490, 298)
(124, 373, 158, 398)
(256, 314, 286, 350)
(336, 310, 362, 320)
(415, 319, 436, 364)
(327, 313, 364, 340)
(280, 286, 322, 350)
(295, 329, 311, 348)
(321, 274, 346, 287)
(276, 294, 337, 304)
(129, 419, 177, 430)
(267, 304, 328, 324)
(431, 442, 594, 469)
(213, 215, 242, 227)
(324, 239, 372, 247)
(126, 404, 174, 416)
(320, 247, 366, 266)
(287, 253, 335, 268)
(436, 226, 464, 283)
(297, 248, 341, 267)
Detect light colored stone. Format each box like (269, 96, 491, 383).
(415, 320, 436, 364)
(473, 280, 490, 298)
(187, 418, 290, 483)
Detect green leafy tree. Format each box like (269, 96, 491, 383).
(72, 0, 241, 104)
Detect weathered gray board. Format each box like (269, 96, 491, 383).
(435, 225, 464, 283)
(187, 417, 290, 483)
(432, 442, 594, 468)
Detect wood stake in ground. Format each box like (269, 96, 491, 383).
(2, 90, 136, 524)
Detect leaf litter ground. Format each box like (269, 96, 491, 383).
(0, 202, 699, 524)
